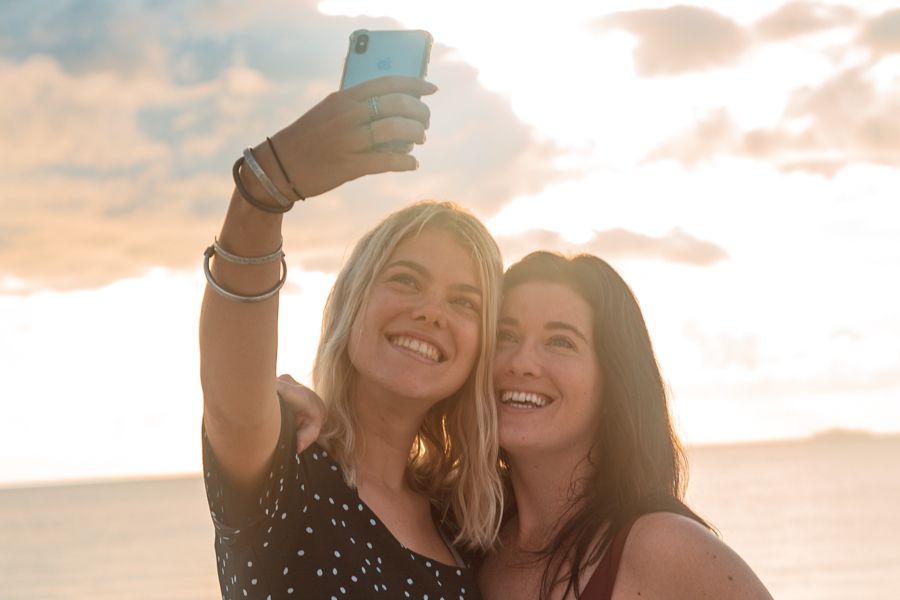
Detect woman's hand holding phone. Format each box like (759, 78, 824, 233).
(261, 75, 436, 201)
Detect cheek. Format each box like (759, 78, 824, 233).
(458, 320, 481, 366)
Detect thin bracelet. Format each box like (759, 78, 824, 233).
(266, 137, 305, 202)
(213, 237, 283, 265)
(203, 245, 288, 303)
(232, 157, 292, 214)
(242, 147, 294, 208)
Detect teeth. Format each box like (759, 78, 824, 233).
(501, 390, 550, 408)
(390, 336, 441, 362)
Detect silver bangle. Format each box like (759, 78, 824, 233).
(242, 147, 294, 209)
(213, 237, 283, 265)
(203, 245, 288, 303)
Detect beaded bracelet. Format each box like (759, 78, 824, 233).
(203, 244, 287, 303)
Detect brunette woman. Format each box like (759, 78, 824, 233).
(478, 251, 772, 599)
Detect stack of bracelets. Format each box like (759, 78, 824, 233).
(204, 137, 302, 303)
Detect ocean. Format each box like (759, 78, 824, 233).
(1, 434, 898, 599)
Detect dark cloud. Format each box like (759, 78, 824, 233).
(754, 2, 859, 41)
(598, 5, 749, 75)
(860, 8, 900, 54)
(497, 227, 728, 267)
(646, 65, 900, 175)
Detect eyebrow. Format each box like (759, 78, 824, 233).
(499, 316, 589, 343)
(384, 260, 482, 296)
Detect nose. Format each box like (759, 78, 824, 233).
(501, 340, 542, 378)
(410, 292, 448, 329)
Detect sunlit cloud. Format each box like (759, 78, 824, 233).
(754, 2, 860, 41)
(860, 7, 900, 54)
(598, 6, 750, 75)
(0, 3, 560, 292)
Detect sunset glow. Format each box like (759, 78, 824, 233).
(1, 0, 899, 486)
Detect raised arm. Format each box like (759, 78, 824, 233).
(199, 77, 436, 504)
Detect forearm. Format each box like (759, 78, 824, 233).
(200, 142, 290, 430)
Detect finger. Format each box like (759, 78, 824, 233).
(352, 151, 419, 175)
(345, 75, 438, 101)
(349, 117, 427, 153)
(277, 373, 299, 385)
(350, 93, 431, 127)
(296, 419, 323, 453)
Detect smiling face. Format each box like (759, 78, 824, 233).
(495, 281, 603, 461)
(348, 227, 483, 409)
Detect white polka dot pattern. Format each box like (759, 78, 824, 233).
(202, 401, 480, 599)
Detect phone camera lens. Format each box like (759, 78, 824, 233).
(354, 34, 369, 54)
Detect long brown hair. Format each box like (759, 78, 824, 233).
(500, 251, 710, 599)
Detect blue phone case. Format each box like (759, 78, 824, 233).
(340, 29, 433, 90)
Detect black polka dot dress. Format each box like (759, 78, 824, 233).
(202, 401, 482, 600)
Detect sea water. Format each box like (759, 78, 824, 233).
(2, 434, 898, 599)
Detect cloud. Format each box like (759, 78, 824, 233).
(598, 5, 749, 76)
(754, 2, 859, 42)
(0, 3, 562, 292)
(645, 64, 900, 174)
(496, 227, 728, 267)
(860, 8, 900, 54)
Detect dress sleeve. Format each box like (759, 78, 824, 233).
(201, 398, 304, 546)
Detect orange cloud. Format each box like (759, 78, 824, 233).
(860, 8, 900, 54)
(645, 64, 900, 174)
(0, 47, 561, 292)
(754, 2, 859, 41)
(598, 6, 750, 76)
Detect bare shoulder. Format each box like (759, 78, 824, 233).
(612, 512, 773, 600)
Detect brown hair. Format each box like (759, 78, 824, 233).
(501, 251, 710, 598)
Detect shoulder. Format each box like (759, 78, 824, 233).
(614, 512, 772, 600)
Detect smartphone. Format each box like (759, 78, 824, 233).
(340, 29, 433, 152)
(340, 29, 433, 89)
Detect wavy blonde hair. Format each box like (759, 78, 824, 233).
(313, 201, 504, 550)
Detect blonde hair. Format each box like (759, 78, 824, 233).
(313, 201, 504, 550)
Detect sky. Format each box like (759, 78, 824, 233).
(1, 0, 899, 486)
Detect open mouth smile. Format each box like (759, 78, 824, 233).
(389, 335, 443, 363)
(500, 390, 553, 409)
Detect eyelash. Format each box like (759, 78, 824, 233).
(391, 273, 419, 289)
(497, 330, 517, 343)
(453, 297, 478, 311)
(549, 336, 576, 349)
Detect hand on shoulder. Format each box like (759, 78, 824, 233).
(615, 512, 773, 600)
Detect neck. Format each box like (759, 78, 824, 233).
(351, 380, 431, 493)
(504, 449, 592, 550)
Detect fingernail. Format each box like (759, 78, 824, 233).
(414, 157, 420, 169)
(425, 82, 438, 91)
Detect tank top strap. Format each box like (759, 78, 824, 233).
(580, 514, 642, 600)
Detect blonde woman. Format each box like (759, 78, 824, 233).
(200, 76, 503, 600)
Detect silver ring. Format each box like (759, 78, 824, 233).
(367, 95, 381, 121)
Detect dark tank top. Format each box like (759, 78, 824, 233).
(580, 515, 640, 600)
